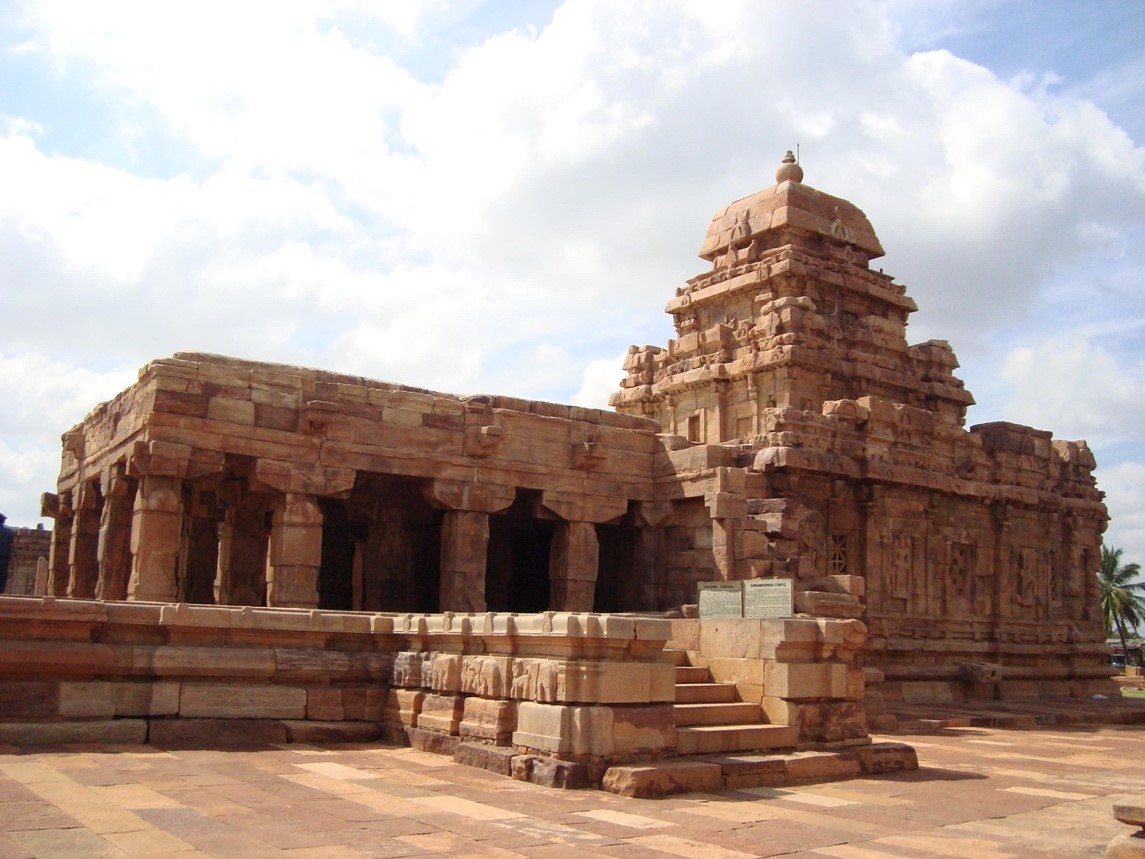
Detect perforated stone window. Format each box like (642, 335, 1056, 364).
(830, 534, 850, 575)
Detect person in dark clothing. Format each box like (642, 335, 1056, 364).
(0, 513, 12, 594)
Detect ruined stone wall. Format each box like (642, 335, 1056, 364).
(3, 526, 50, 596)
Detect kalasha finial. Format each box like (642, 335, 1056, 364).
(775, 150, 803, 184)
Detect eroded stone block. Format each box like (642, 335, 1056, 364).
(179, 684, 306, 719)
(459, 697, 516, 744)
(416, 693, 464, 735)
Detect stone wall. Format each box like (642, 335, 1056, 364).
(0, 595, 674, 775)
(3, 526, 50, 596)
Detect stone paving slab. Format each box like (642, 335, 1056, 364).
(1, 725, 1142, 857)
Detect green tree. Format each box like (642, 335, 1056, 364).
(1098, 546, 1145, 666)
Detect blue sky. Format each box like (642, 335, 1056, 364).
(1, 0, 1144, 571)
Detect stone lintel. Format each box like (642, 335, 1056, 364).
(253, 459, 355, 498)
(541, 490, 629, 524)
(425, 478, 516, 514)
(128, 440, 192, 479)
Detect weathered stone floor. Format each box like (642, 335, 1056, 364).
(2, 724, 1142, 858)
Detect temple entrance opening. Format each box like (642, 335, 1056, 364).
(488, 490, 551, 613)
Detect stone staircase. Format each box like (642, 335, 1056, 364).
(667, 649, 799, 755)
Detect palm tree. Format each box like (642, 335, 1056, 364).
(1098, 546, 1145, 667)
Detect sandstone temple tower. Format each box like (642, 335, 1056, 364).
(610, 152, 1111, 702)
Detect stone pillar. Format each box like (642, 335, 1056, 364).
(125, 441, 193, 602)
(425, 479, 516, 613)
(215, 502, 269, 606)
(540, 489, 630, 612)
(267, 492, 323, 608)
(68, 481, 101, 599)
(440, 509, 491, 612)
(127, 475, 185, 602)
(96, 466, 134, 601)
(549, 520, 600, 611)
(41, 492, 71, 597)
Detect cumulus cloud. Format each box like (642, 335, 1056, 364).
(1098, 460, 1145, 573)
(1000, 336, 1145, 437)
(0, 0, 1142, 537)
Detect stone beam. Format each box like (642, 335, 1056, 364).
(253, 459, 355, 499)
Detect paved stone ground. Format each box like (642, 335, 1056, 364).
(1, 724, 1141, 858)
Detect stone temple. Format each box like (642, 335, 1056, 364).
(11, 154, 1118, 782)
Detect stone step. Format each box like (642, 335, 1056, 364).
(674, 701, 763, 727)
(602, 742, 919, 797)
(676, 723, 799, 755)
(675, 682, 740, 704)
(675, 665, 711, 683)
(662, 648, 691, 668)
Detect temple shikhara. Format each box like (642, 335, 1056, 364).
(3, 154, 1125, 793)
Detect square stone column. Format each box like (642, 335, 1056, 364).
(96, 468, 134, 601)
(68, 483, 101, 599)
(215, 502, 269, 606)
(425, 479, 515, 613)
(127, 474, 185, 602)
(440, 509, 490, 612)
(42, 492, 72, 597)
(267, 492, 322, 608)
(549, 521, 599, 611)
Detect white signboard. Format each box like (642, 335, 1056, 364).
(743, 579, 794, 619)
(697, 582, 743, 618)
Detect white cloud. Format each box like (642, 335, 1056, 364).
(0, 353, 136, 524)
(997, 334, 1145, 445)
(1, 0, 1143, 554)
(571, 352, 627, 409)
(1098, 460, 1145, 573)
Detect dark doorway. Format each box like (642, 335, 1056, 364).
(487, 491, 552, 612)
(332, 475, 442, 613)
(182, 513, 219, 605)
(318, 498, 360, 610)
(594, 512, 643, 612)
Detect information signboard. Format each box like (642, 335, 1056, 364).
(743, 578, 794, 618)
(697, 581, 743, 618)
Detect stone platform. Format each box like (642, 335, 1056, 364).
(1, 723, 1142, 857)
(878, 697, 1145, 733)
